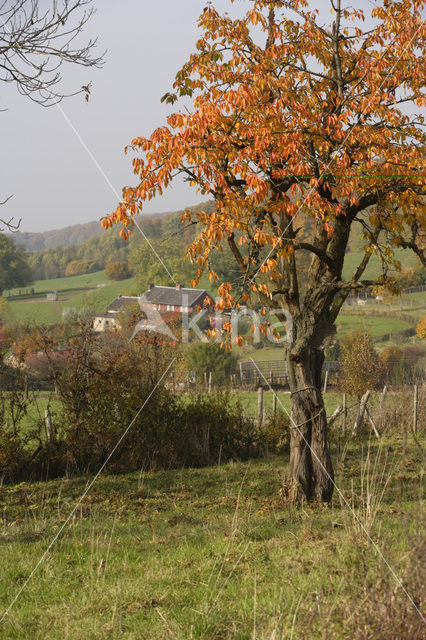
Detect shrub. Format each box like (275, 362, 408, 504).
(51, 327, 257, 473)
(0, 321, 285, 481)
(65, 259, 96, 277)
(262, 408, 290, 455)
(0, 428, 26, 474)
(184, 341, 237, 387)
(379, 344, 425, 385)
(340, 331, 383, 397)
(105, 261, 132, 281)
(416, 315, 426, 339)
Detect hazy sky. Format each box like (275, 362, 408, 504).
(0, 0, 398, 232)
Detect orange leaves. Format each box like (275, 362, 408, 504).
(207, 270, 218, 283)
(107, 0, 425, 316)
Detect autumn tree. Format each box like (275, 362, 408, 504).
(65, 259, 95, 277)
(105, 0, 425, 501)
(340, 331, 383, 397)
(416, 316, 426, 339)
(104, 260, 132, 281)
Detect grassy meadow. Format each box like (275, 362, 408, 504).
(341, 246, 419, 281)
(7, 272, 135, 325)
(0, 426, 424, 639)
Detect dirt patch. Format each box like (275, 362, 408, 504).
(20, 296, 70, 304)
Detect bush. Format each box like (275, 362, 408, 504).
(105, 261, 132, 281)
(49, 327, 259, 473)
(0, 428, 26, 473)
(340, 331, 383, 396)
(262, 408, 290, 455)
(0, 321, 286, 481)
(65, 259, 96, 277)
(416, 316, 426, 339)
(184, 341, 237, 387)
(379, 344, 425, 385)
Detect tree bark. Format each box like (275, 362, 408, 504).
(286, 334, 334, 502)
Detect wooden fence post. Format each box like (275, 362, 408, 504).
(208, 371, 212, 394)
(272, 392, 277, 418)
(380, 385, 388, 411)
(323, 370, 329, 394)
(413, 384, 418, 434)
(257, 387, 264, 426)
(353, 390, 371, 435)
(365, 406, 380, 439)
(45, 409, 52, 441)
(342, 393, 346, 436)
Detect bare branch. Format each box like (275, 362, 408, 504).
(0, 0, 104, 106)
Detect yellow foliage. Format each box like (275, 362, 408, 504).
(416, 316, 426, 339)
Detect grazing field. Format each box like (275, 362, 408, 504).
(335, 314, 412, 338)
(7, 271, 109, 296)
(0, 429, 424, 640)
(7, 272, 135, 324)
(341, 247, 419, 281)
(5, 270, 424, 347)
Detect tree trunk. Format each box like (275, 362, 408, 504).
(286, 339, 334, 502)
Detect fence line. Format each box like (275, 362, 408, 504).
(237, 359, 339, 386)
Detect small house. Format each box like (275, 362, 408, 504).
(93, 284, 215, 333)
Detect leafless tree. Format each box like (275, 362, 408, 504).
(0, 0, 105, 229)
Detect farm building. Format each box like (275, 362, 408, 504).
(93, 284, 215, 333)
(107, 284, 214, 315)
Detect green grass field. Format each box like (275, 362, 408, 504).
(8, 271, 109, 296)
(235, 390, 343, 418)
(7, 272, 136, 324)
(336, 314, 411, 338)
(5, 269, 424, 355)
(0, 426, 423, 639)
(341, 247, 419, 281)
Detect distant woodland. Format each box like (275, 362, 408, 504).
(5, 199, 425, 291)
(13, 201, 216, 283)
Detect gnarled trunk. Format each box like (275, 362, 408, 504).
(286, 335, 334, 502)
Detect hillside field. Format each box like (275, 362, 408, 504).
(4, 270, 425, 353)
(7, 272, 135, 325)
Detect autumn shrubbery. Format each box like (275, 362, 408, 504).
(0, 321, 269, 481)
(56, 329, 263, 473)
(64, 259, 97, 277)
(379, 344, 425, 385)
(104, 260, 132, 281)
(338, 332, 424, 392)
(339, 331, 384, 397)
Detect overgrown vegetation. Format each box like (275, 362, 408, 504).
(0, 321, 275, 482)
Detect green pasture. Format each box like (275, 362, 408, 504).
(336, 314, 411, 338)
(7, 270, 109, 296)
(0, 428, 423, 640)
(7, 274, 135, 325)
(235, 390, 343, 417)
(341, 246, 419, 281)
